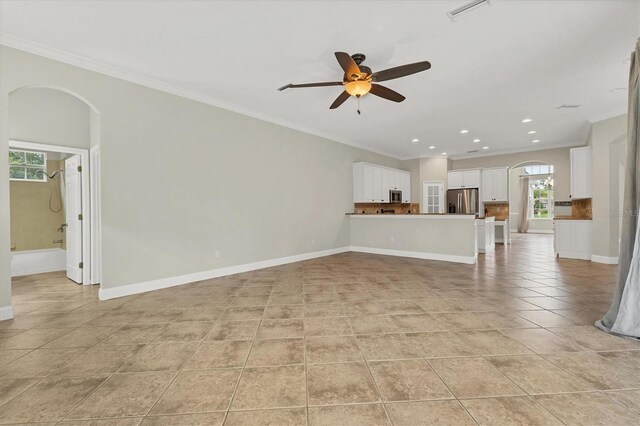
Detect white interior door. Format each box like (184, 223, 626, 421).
(65, 155, 83, 283)
(422, 182, 445, 213)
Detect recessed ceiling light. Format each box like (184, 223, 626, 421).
(527, 130, 537, 134)
(441, 152, 447, 155)
(411, 138, 420, 143)
(532, 139, 540, 143)
(460, 130, 469, 134)
(522, 118, 532, 123)
(482, 146, 489, 150)
(429, 146, 436, 149)
(473, 139, 480, 143)
(610, 87, 627, 93)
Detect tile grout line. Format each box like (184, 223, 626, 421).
(220, 311, 262, 425)
(347, 316, 395, 425)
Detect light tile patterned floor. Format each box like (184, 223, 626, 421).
(1, 234, 639, 425)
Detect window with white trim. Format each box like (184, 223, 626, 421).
(9, 150, 47, 182)
(523, 165, 554, 219)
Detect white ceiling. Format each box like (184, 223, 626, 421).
(1, 0, 637, 159)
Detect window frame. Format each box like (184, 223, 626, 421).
(529, 175, 554, 220)
(9, 149, 47, 182)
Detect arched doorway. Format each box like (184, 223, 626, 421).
(2, 86, 102, 319)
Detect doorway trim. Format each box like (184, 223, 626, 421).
(422, 181, 445, 214)
(8, 139, 99, 285)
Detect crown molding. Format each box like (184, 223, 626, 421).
(0, 33, 403, 160)
(435, 140, 586, 161)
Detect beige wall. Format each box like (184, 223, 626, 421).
(9, 87, 90, 148)
(587, 114, 627, 260)
(10, 159, 65, 251)
(400, 157, 449, 210)
(0, 46, 404, 311)
(450, 147, 574, 203)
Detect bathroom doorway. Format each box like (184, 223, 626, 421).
(9, 140, 97, 285)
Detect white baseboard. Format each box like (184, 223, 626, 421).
(557, 251, 591, 261)
(349, 246, 477, 265)
(0, 305, 14, 321)
(99, 246, 351, 300)
(99, 245, 478, 300)
(527, 230, 555, 234)
(11, 249, 66, 277)
(591, 255, 619, 264)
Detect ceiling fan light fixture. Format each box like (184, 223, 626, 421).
(345, 80, 372, 97)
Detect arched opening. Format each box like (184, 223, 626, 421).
(4, 86, 101, 318)
(508, 160, 556, 234)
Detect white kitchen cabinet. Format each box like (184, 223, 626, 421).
(448, 172, 463, 189)
(482, 168, 508, 202)
(372, 166, 383, 202)
(448, 170, 480, 189)
(494, 220, 510, 244)
(353, 163, 412, 203)
(554, 220, 591, 260)
(399, 172, 411, 202)
(570, 147, 592, 200)
(476, 217, 496, 253)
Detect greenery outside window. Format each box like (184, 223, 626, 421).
(9, 150, 47, 182)
(529, 175, 554, 219)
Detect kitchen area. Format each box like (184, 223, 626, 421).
(348, 162, 506, 265)
(348, 145, 595, 265)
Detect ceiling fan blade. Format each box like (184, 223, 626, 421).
(278, 82, 343, 91)
(335, 52, 361, 79)
(371, 61, 431, 82)
(369, 84, 406, 102)
(329, 91, 351, 109)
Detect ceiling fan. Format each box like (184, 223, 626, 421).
(278, 52, 431, 112)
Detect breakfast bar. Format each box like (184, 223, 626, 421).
(349, 214, 478, 264)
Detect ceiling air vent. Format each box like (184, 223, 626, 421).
(447, 0, 492, 22)
(556, 104, 582, 109)
(467, 150, 479, 153)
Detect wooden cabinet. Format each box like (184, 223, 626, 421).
(482, 168, 508, 202)
(570, 147, 592, 200)
(448, 170, 480, 189)
(353, 163, 411, 203)
(554, 220, 591, 260)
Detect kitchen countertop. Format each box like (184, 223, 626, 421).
(553, 216, 592, 220)
(347, 214, 476, 220)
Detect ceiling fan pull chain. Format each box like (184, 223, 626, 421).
(357, 95, 361, 115)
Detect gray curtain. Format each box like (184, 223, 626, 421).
(597, 39, 640, 338)
(518, 176, 529, 233)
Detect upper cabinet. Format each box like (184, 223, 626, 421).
(482, 168, 508, 202)
(353, 162, 411, 203)
(570, 147, 592, 200)
(448, 169, 480, 189)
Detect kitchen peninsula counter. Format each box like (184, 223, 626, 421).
(349, 214, 477, 264)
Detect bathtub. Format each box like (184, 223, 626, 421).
(11, 248, 66, 277)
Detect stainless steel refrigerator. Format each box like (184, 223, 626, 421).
(446, 188, 479, 215)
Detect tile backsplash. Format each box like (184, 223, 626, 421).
(354, 203, 420, 214)
(571, 198, 592, 219)
(484, 202, 509, 220)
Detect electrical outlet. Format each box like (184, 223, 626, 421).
(311, 238, 315, 245)
(390, 236, 395, 242)
(215, 250, 221, 258)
